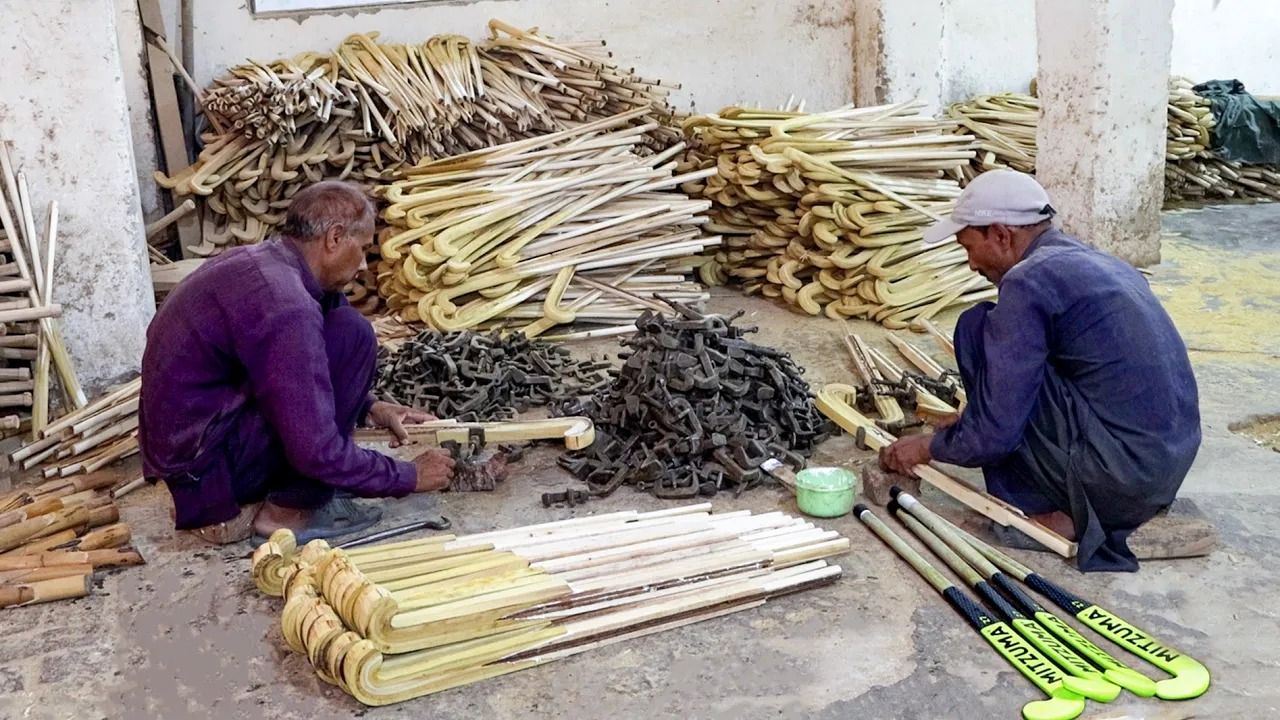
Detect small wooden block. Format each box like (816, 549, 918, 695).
(1129, 498, 1218, 560)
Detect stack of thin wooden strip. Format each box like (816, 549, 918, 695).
(678, 101, 993, 328)
(374, 111, 717, 336)
(251, 504, 847, 705)
(946, 81, 1280, 203)
(159, 20, 680, 257)
(0, 473, 145, 609)
(7, 378, 139, 479)
(0, 140, 87, 439)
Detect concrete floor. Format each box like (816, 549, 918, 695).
(3, 205, 1280, 719)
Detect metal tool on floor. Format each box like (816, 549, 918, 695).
(339, 516, 452, 549)
(855, 504, 1087, 720)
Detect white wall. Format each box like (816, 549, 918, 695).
(169, 0, 856, 114)
(862, 0, 1277, 110)
(113, 0, 164, 222)
(1171, 0, 1280, 94)
(0, 0, 154, 391)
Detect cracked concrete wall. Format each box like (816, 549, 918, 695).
(0, 0, 154, 392)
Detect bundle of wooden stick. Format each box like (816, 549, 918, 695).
(251, 503, 846, 705)
(943, 93, 1038, 183)
(1165, 76, 1215, 161)
(375, 110, 718, 336)
(0, 140, 87, 439)
(159, 21, 681, 257)
(7, 378, 139, 479)
(946, 81, 1280, 202)
(0, 473, 145, 610)
(678, 101, 993, 328)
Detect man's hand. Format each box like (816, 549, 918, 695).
(413, 448, 455, 492)
(879, 434, 934, 476)
(368, 400, 436, 447)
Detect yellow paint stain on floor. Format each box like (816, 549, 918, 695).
(1149, 233, 1280, 357)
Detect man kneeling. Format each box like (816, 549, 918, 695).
(879, 171, 1201, 572)
(140, 181, 457, 544)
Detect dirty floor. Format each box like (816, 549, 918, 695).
(2, 204, 1279, 719)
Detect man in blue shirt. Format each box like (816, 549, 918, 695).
(879, 171, 1201, 571)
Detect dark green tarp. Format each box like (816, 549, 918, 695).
(1193, 79, 1280, 164)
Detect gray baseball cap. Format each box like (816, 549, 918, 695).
(923, 170, 1056, 246)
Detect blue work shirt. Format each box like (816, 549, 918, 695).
(930, 227, 1200, 484)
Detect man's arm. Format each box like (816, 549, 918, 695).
(232, 294, 415, 497)
(929, 275, 1053, 467)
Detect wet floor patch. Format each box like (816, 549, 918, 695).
(1230, 413, 1280, 452)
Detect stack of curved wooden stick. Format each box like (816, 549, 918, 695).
(946, 80, 1280, 202)
(159, 21, 681, 257)
(677, 101, 993, 328)
(251, 504, 847, 705)
(374, 111, 717, 335)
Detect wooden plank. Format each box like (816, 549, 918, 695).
(137, 0, 201, 256)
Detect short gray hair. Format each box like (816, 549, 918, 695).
(279, 181, 375, 242)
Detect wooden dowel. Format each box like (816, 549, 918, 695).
(0, 393, 32, 408)
(0, 348, 35, 360)
(0, 562, 93, 584)
(0, 368, 30, 380)
(110, 476, 146, 500)
(0, 379, 34, 391)
(0, 573, 89, 609)
(0, 297, 31, 311)
(0, 304, 59, 323)
(0, 529, 77, 556)
(0, 547, 143, 571)
(62, 523, 131, 551)
(145, 198, 197, 239)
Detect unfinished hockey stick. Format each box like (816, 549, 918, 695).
(854, 504, 1086, 720)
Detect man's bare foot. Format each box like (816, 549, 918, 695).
(1031, 510, 1076, 540)
(252, 501, 313, 537)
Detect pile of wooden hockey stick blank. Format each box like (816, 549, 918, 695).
(251, 504, 847, 705)
(374, 111, 717, 335)
(677, 101, 992, 328)
(159, 20, 681, 257)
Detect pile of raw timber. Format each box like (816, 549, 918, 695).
(373, 111, 717, 334)
(250, 503, 847, 705)
(678, 101, 993, 328)
(945, 78, 1280, 203)
(159, 21, 682, 256)
(556, 305, 834, 499)
(0, 474, 145, 610)
(374, 330, 611, 421)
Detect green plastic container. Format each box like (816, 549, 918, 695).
(794, 467, 858, 518)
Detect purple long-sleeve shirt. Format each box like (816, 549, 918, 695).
(930, 228, 1200, 472)
(139, 239, 415, 498)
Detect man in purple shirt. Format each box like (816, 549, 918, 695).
(879, 171, 1200, 571)
(140, 181, 456, 544)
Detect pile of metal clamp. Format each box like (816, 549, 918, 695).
(375, 330, 612, 421)
(554, 306, 835, 501)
